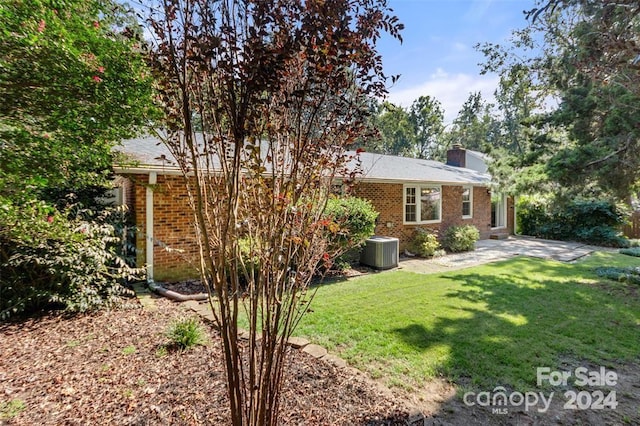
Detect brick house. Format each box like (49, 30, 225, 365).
(114, 138, 514, 282)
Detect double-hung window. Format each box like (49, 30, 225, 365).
(404, 185, 441, 224)
(462, 186, 473, 219)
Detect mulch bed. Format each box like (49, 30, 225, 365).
(161, 266, 373, 296)
(0, 297, 409, 425)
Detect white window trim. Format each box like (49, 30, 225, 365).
(462, 185, 473, 219)
(403, 184, 442, 225)
(491, 192, 508, 229)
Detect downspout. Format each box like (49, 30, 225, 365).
(146, 172, 157, 283)
(513, 195, 519, 235)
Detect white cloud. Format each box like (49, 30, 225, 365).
(452, 42, 467, 52)
(386, 69, 500, 124)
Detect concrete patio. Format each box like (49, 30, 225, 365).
(399, 236, 614, 274)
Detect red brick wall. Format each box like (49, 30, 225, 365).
(125, 172, 511, 280)
(129, 174, 200, 282)
(353, 182, 494, 250)
(446, 146, 466, 168)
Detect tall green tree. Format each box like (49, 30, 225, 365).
(408, 95, 445, 160)
(480, 0, 640, 201)
(445, 92, 496, 154)
(0, 0, 154, 203)
(0, 0, 154, 318)
(366, 101, 415, 156)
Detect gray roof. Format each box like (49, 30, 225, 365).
(115, 135, 490, 185)
(353, 151, 490, 185)
(464, 149, 490, 174)
(117, 135, 177, 167)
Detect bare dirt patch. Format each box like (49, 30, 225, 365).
(398, 361, 640, 425)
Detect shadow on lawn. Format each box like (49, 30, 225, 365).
(392, 266, 639, 392)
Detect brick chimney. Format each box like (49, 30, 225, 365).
(446, 143, 466, 168)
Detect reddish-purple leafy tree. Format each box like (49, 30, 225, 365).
(147, 1, 401, 424)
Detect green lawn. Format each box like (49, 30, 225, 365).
(294, 252, 640, 392)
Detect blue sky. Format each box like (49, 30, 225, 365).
(378, 0, 534, 122)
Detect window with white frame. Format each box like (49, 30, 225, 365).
(404, 185, 441, 223)
(462, 186, 473, 218)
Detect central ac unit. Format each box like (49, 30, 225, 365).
(360, 236, 399, 270)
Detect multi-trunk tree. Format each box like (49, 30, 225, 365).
(147, 1, 401, 424)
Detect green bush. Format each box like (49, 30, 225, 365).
(0, 198, 141, 319)
(595, 267, 640, 285)
(409, 228, 442, 257)
(516, 196, 548, 236)
(324, 196, 378, 249)
(442, 225, 480, 253)
(620, 247, 640, 257)
(165, 316, 207, 351)
(236, 236, 261, 278)
(628, 239, 640, 248)
(323, 196, 378, 266)
(517, 197, 629, 247)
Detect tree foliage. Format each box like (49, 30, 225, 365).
(147, 1, 401, 424)
(445, 92, 496, 154)
(478, 0, 640, 201)
(409, 95, 445, 159)
(364, 96, 445, 159)
(0, 0, 155, 202)
(0, 0, 154, 317)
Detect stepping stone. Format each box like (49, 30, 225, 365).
(287, 336, 309, 349)
(322, 353, 347, 368)
(132, 282, 151, 294)
(132, 282, 157, 311)
(302, 344, 327, 359)
(183, 300, 201, 312)
(197, 310, 216, 322)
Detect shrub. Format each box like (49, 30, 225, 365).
(323, 196, 378, 266)
(0, 198, 141, 319)
(516, 196, 548, 236)
(409, 228, 442, 257)
(517, 197, 629, 247)
(628, 239, 640, 248)
(165, 317, 207, 350)
(620, 247, 640, 257)
(442, 225, 480, 253)
(324, 196, 378, 249)
(236, 236, 261, 279)
(595, 267, 640, 285)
